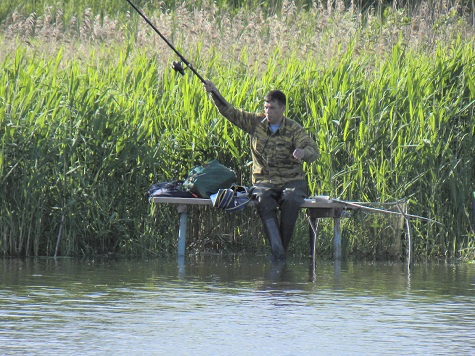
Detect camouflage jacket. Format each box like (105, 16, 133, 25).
(211, 94, 319, 185)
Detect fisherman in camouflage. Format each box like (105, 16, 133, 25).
(203, 80, 319, 260)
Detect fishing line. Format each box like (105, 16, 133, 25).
(331, 198, 442, 225)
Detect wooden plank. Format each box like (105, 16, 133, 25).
(150, 195, 347, 209)
(151, 197, 213, 205)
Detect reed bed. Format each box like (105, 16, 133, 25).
(1, 0, 474, 259)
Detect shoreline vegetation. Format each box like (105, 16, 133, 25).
(1, 0, 474, 259)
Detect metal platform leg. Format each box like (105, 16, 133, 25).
(177, 204, 188, 257)
(333, 217, 342, 260)
(307, 209, 319, 259)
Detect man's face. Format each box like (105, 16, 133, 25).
(264, 100, 285, 125)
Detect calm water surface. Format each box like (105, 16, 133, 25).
(1, 256, 474, 355)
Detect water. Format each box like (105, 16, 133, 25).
(1, 256, 474, 355)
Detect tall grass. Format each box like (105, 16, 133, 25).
(1, 1, 474, 258)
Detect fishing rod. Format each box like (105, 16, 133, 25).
(331, 198, 442, 225)
(125, 0, 206, 84)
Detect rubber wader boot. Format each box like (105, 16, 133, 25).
(280, 223, 295, 252)
(263, 218, 286, 260)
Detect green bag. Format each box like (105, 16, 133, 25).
(183, 160, 237, 198)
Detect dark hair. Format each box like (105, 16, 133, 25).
(264, 90, 286, 106)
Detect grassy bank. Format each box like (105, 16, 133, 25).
(1, 1, 474, 259)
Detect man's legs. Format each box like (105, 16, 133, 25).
(279, 180, 308, 251)
(252, 184, 285, 260)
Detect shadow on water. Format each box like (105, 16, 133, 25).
(173, 254, 475, 297)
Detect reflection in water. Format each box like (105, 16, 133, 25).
(0, 256, 474, 354)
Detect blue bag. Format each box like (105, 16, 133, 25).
(210, 184, 252, 213)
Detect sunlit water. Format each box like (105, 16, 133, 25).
(1, 256, 474, 355)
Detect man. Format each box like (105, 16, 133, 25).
(203, 80, 319, 260)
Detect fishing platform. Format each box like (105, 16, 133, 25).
(150, 196, 366, 259)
